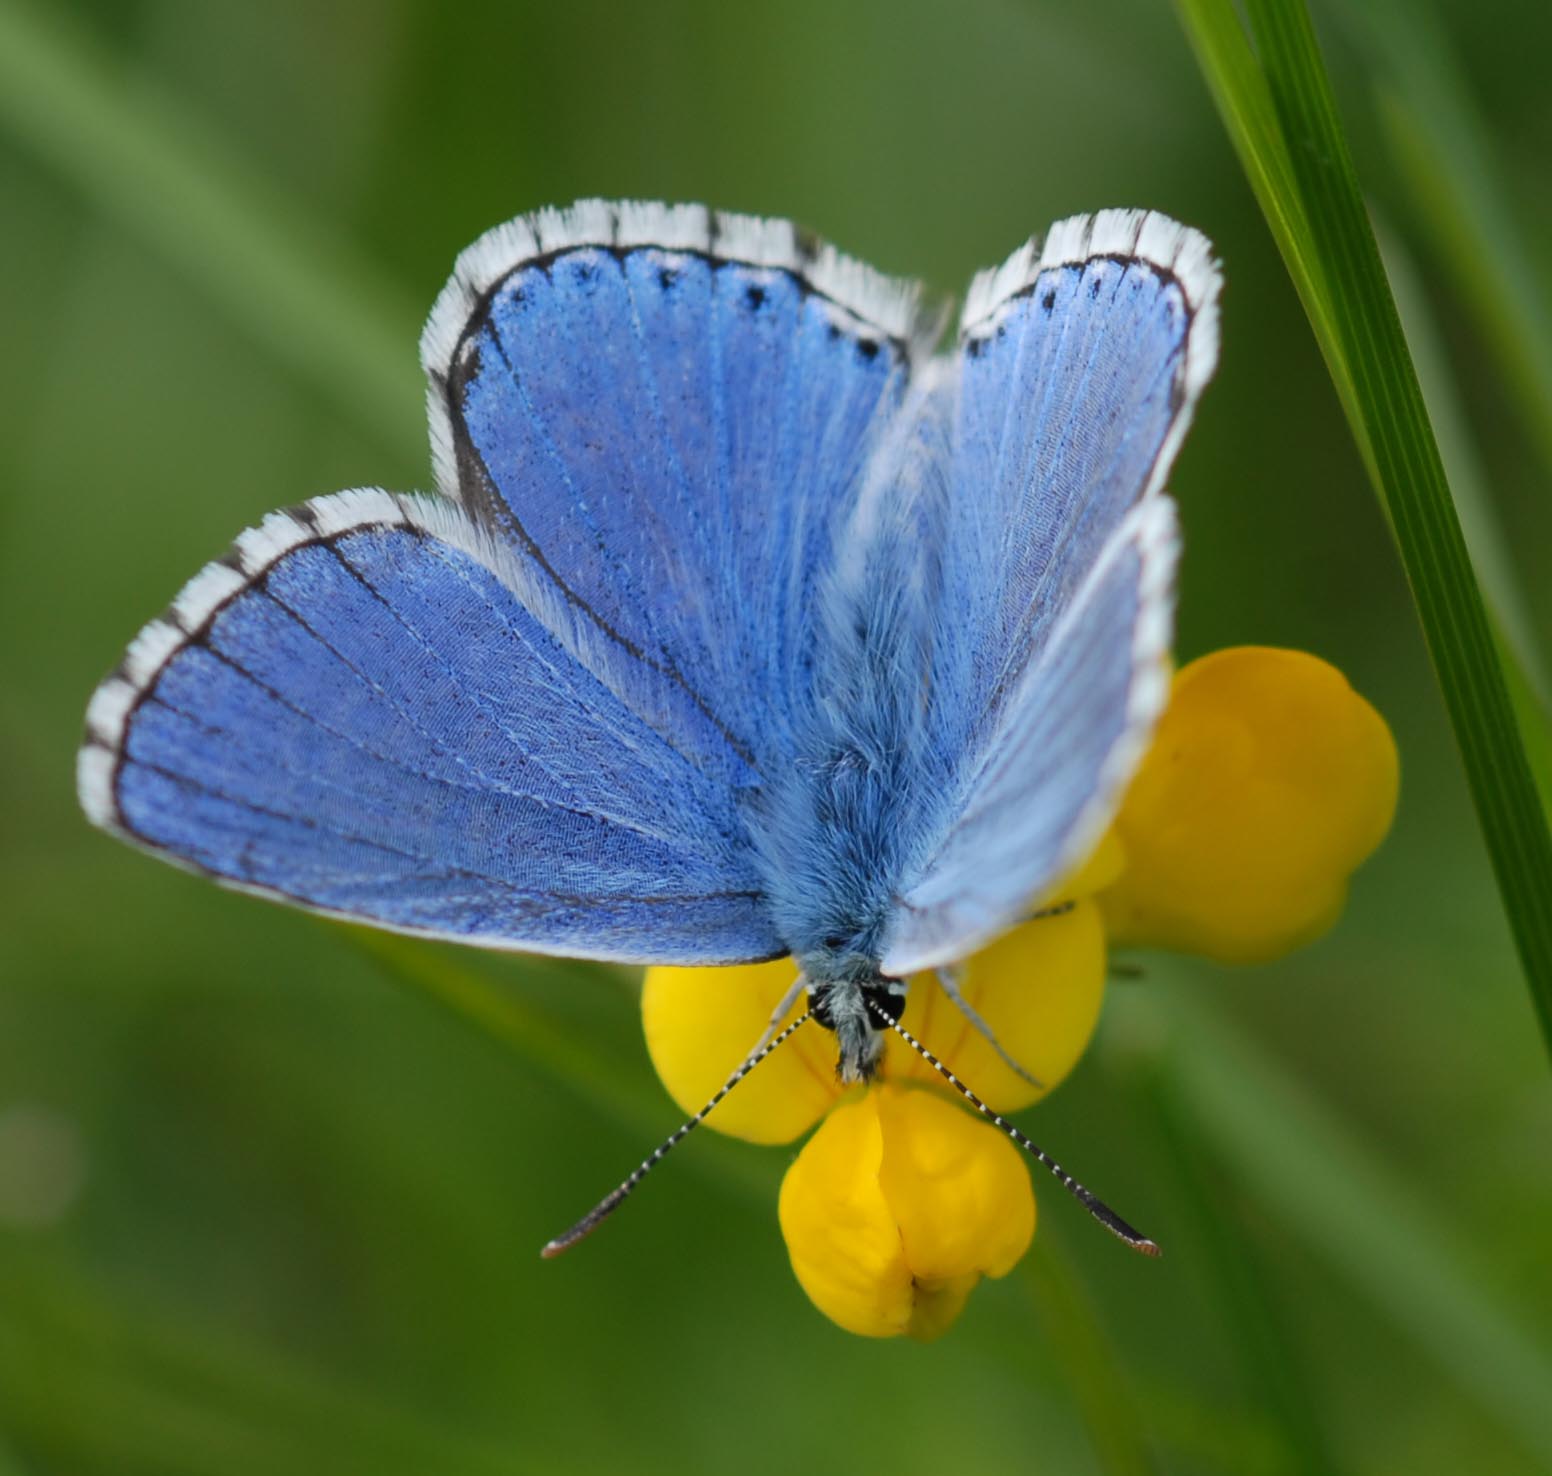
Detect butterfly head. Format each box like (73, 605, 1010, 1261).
(806, 969, 906, 1084)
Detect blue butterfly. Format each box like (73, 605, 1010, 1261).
(79, 198, 1217, 1126)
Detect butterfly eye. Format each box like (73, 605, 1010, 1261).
(861, 979, 907, 1026)
(807, 987, 837, 1031)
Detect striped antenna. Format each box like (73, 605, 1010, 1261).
(866, 997, 1161, 1257)
(541, 1010, 813, 1258)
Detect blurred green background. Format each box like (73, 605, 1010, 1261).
(2, 1, 1550, 1472)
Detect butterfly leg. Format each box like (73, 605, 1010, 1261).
(747, 972, 808, 1058)
(1022, 900, 1077, 924)
(934, 967, 1046, 1091)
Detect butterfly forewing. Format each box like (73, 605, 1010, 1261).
(423, 201, 933, 778)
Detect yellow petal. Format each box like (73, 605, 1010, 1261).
(885, 899, 1108, 1113)
(778, 1086, 1035, 1340)
(1099, 646, 1399, 964)
(641, 958, 841, 1144)
(1047, 827, 1127, 902)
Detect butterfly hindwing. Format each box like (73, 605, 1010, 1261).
(882, 496, 1179, 973)
(79, 490, 782, 963)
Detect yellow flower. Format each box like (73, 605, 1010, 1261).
(778, 1085, 1035, 1340)
(1098, 647, 1398, 964)
(643, 906, 1104, 1335)
(639, 645, 1397, 1338)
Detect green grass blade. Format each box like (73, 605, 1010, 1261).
(1380, 223, 1552, 817)
(1171, 5, 1327, 313)
(1176, 0, 1552, 1058)
(347, 931, 651, 1129)
(1498, 634, 1552, 826)
(1382, 224, 1549, 706)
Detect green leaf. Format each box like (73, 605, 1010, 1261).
(1175, 0, 1552, 1058)
(1381, 223, 1549, 709)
